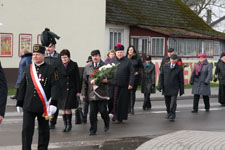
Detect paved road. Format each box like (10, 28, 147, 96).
(1, 97, 225, 150)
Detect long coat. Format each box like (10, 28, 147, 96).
(58, 60, 80, 109)
(158, 63, 184, 96)
(17, 63, 57, 112)
(215, 60, 225, 85)
(190, 59, 212, 96)
(141, 62, 155, 94)
(0, 63, 8, 117)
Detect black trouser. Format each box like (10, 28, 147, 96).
(165, 96, 177, 118)
(143, 93, 151, 109)
(83, 97, 89, 119)
(129, 83, 138, 111)
(50, 109, 58, 125)
(89, 100, 109, 134)
(193, 94, 210, 111)
(219, 84, 225, 105)
(22, 110, 49, 150)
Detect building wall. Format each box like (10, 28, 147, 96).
(105, 23, 130, 58)
(0, 0, 105, 87)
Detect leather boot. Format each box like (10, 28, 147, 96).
(62, 114, 67, 132)
(66, 114, 72, 132)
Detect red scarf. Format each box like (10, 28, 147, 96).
(195, 62, 204, 76)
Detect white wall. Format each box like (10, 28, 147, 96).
(104, 24, 130, 60)
(0, 0, 106, 68)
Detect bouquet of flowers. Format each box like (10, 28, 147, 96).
(90, 63, 119, 86)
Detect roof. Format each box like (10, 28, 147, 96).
(106, 0, 225, 39)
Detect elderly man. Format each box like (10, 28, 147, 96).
(17, 44, 58, 150)
(158, 54, 184, 121)
(0, 62, 8, 124)
(109, 43, 134, 123)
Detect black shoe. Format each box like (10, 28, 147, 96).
(191, 110, 198, 113)
(168, 115, 175, 121)
(82, 118, 87, 124)
(49, 123, 55, 129)
(10, 95, 16, 100)
(104, 126, 109, 132)
(221, 104, 225, 107)
(205, 109, 210, 112)
(143, 107, 146, 111)
(89, 131, 96, 136)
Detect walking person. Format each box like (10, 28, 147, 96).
(158, 54, 184, 121)
(141, 55, 155, 110)
(81, 50, 110, 135)
(58, 49, 80, 132)
(10, 50, 32, 100)
(0, 62, 8, 124)
(126, 46, 143, 114)
(190, 53, 212, 113)
(214, 52, 225, 106)
(41, 28, 61, 129)
(82, 56, 92, 123)
(16, 44, 58, 150)
(109, 43, 134, 123)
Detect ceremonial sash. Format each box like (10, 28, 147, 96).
(30, 63, 52, 120)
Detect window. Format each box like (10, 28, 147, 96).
(214, 41, 221, 56)
(151, 37, 165, 56)
(109, 29, 124, 49)
(183, 39, 197, 56)
(131, 36, 150, 56)
(199, 40, 213, 56)
(168, 38, 182, 56)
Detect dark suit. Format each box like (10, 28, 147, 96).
(17, 62, 57, 150)
(0, 63, 8, 118)
(158, 63, 184, 119)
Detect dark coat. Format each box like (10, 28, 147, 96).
(141, 62, 155, 94)
(16, 53, 32, 86)
(158, 63, 184, 96)
(215, 60, 225, 85)
(160, 56, 182, 70)
(17, 63, 57, 112)
(0, 63, 8, 117)
(57, 60, 80, 109)
(109, 57, 135, 87)
(81, 60, 108, 101)
(190, 60, 212, 96)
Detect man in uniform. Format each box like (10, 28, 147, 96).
(16, 44, 58, 150)
(158, 54, 184, 121)
(160, 48, 182, 70)
(82, 50, 110, 135)
(0, 62, 8, 124)
(41, 28, 61, 129)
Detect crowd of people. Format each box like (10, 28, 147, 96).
(0, 28, 225, 150)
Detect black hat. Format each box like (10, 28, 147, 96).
(170, 54, 178, 59)
(145, 55, 151, 61)
(115, 43, 124, 51)
(220, 51, 225, 58)
(33, 44, 45, 54)
(91, 50, 101, 56)
(168, 48, 174, 52)
(41, 28, 60, 47)
(87, 56, 92, 62)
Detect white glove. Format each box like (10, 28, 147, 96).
(49, 105, 57, 115)
(17, 106, 23, 113)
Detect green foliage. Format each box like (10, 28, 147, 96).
(8, 88, 16, 96)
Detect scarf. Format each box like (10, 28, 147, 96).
(195, 61, 204, 76)
(127, 53, 136, 59)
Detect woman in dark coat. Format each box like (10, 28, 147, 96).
(214, 52, 225, 106)
(58, 49, 80, 132)
(190, 53, 212, 113)
(126, 46, 143, 114)
(141, 55, 155, 110)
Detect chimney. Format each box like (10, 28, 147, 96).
(207, 9, 212, 24)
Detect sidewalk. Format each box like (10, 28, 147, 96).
(6, 87, 218, 106)
(137, 130, 225, 150)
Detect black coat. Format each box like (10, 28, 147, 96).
(141, 62, 155, 94)
(215, 60, 225, 85)
(109, 57, 135, 88)
(0, 63, 8, 117)
(58, 60, 80, 109)
(17, 63, 57, 112)
(158, 63, 184, 96)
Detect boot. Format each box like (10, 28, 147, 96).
(62, 114, 67, 132)
(66, 114, 72, 132)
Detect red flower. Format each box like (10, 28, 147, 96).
(165, 62, 168, 64)
(177, 61, 182, 66)
(90, 74, 94, 78)
(94, 69, 99, 73)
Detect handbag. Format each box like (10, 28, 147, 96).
(75, 96, 84, 124)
